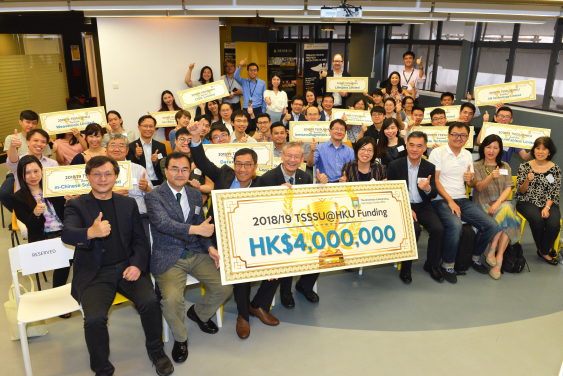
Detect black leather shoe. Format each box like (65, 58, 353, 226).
(472, 260, 489, 274)
(439, 266, 457, 284)
(295, 282, 319, 303)
(148, 349, 174, 376)
(399, 269, 412, 284)
(423, 263, 444, 283)
(537, 249, 558, 265)
(171, 340, 188, 363)
(187, 304, 218, 334)
(280, 291, 295, 309)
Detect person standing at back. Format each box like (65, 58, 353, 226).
(314, 53, 351, 109)
(234, 58, 266, 133)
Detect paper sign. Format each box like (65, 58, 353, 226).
(19, 238, 71, 276)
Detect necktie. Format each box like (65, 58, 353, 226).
(176, 192, 182, 206)
(176, 192, 189, 259)
(289, 177, 294, 184)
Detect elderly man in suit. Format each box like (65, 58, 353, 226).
(62, 156, 173, 376)
(128, 115, 168, 186)
(146, 152, 232, 363)
(386, 131, 445, 284)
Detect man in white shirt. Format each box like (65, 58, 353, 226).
(221, 59, 243, 110)
(320, 94, 334, 122)
(400, 52, 426, 101)
(314, 54, 351, 108)
(212, 103, 234, 134)
(231, 110, 257, 143)
(429, 122, 498, 283)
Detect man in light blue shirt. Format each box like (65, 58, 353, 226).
(234, 58, 266, 134)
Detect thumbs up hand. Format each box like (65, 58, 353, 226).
(463, 165, 474, 182)
(418, 175, 432, 192)
(316, 169, 329, 184)
(320, 67, 328, 79)
(33, 197, 46, 216)
(491, 166, 500, 180)
(11, 129, 22, 149)
(527, 170, 535, 182)
(310, 137, 317, 152)
(283, 107, 291, 122)
(188, 179, 201, 190)
(139, 172, 149, 191)
(151, 149, 159, 163)
(135, 142, 143, 158)
(88, 212, 111, 239)
(194, 216, 215, 237)
(339, 172, 347, 183)
(417, 56, 423, 66)
(466, 92, 472, 102)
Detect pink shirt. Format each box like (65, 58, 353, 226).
(53, 139, 84, 165)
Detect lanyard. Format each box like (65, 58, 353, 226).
(403, 69, 415, 85)
(249, 79, 258, 101)
(225, 75, 235, 93)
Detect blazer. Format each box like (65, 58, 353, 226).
(127, 138, 167, 184)
(280, 112, 306, 128)
(10, 192, 66, 243)
(314, 70, 352, 108)
(386, 157, 438, 205)
(341, 161, 386, 182)
(145, 183, 214, 275)
(260, 163, 313, 187)
(61, 192, 150, 303)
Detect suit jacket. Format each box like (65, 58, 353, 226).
(127, 138, 167, 184)
(61, 192, 150, 303)
(10, 192, 66, 243)
(280, 112, 306, 128)
(145, 183, 214, 275)
(314, 70, 352, 108)
(259, 163, 313, 187)
(386, 157, 438, 205)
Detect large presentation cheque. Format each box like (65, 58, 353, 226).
(177, 81, 229, 108)
(40, 107, 106, 135)
(203, 142, 274, 169)
(214, 181, 418, 284)
(289, 121, 331, 142)
(411, 126, 474, 148)
(42, 161, 133, 198)
(332, 109, 371, 125)
(151, 110, 195, 128)
(481, 122, 550, 149)
(421, 105, 460, 124)
(326, 77, 369, 93)
(474, 80, 536, 106)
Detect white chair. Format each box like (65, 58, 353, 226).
(9, 241, 79, 376)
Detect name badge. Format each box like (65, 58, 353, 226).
(194, 168, 202, 176)
(397, 145, 405, 152)
(195, 206, 201, 215)
(402, 85, 409, 90)
(546, 174, 555, 184)
(417, 177, 425, 183)
(503, 146, 510, 151)
(499, 169, 508, 176)
(158, 153, 163, 159)
(132, 178, 138, 184)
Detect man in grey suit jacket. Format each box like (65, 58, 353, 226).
(146, 152, 232, 364)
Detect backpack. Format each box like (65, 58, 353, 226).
(454, 224, 475, 275)
(501, 243, 529, 273)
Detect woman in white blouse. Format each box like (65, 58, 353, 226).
(263, 72, 288, 122)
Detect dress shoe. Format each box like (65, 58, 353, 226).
(537, 249, 558, 265)
(295, 281, 319, 303)
(439, 266, 457, 284)
(236, 315, 250, 339)
(187, 304, 218, 334)
(472, 260, 489, 274)
(171, 340, 188, 363)
(280, 291, 295, 309)
(423, 263, 444, 283)
(248, 305, 280, 326)
(148, 349, 174, 376)
(399, 269, 412, 284)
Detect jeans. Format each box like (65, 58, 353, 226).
(432, 198, 499, 268)
(516, 201, 561, 255)
(80, 261, 162, 376)
(0, 173, 15, 212)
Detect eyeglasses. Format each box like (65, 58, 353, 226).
(169, 167, 190, 175)
(450, 133, 469, 140)
(234, 119, 248, 124)
(212, 134, 229, 141)
(256, 121, 270, 126)
(178, 137, 192, 143)
(90, 172, 115, 179)
(331, 127, 346, 133)
(497, 115, 511, 120)
(432, 116, 446, 121)
(108, 145, 127, 150)
(234, 162, 254, 169)
(359, 148, 374, 154)
(283, 152, 303, 160)
(372, 113, 383, 117)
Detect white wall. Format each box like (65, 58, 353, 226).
(97, 18, 221, 140)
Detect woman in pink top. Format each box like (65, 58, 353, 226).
(52, 127, 87, 165)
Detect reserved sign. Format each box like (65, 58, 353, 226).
(40, 107, 107, 135)
(326, 77, 369, 93)
(332, 109, 371, 125)
(421, 105, 461, 124)
(202, 142, 274, 169)
(411, 126, 474, 148)
(177, 81, 230, 108)
(18, 238, 71, 276)
(474, 79, 536, 106)
(481, 122, 550, 149)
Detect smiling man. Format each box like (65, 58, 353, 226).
(314, 53, 351, 109)
(128, 115, 167, 186)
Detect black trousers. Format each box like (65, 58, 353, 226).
(80, 261, 163, 376)
(280, 273, 319, 294)
(516, 201, 561, 255)
(233, 279, 280, 321)
(402, 201, 444, 271)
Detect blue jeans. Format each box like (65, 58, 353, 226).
(432, 198, 499, 268)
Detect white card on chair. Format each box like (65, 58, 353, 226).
(18, 238, 70, 276)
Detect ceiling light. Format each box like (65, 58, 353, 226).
(0, 1, 69, 12)
(70, 0, 183, 11)
(434, 2, 560, 18)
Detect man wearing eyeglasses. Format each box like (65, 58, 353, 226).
(212, 103, 235, 135)
(128, 115, 167, 186)
(314, 53, 351, 109)
(355, 106, 385, 142)
(429, 122, 499, 283)
(231, 110, 257, 143)
(235, 58, 266, 133)
(281, 95, 307, 128)
(62, 156, 173, 376)
(252, 113, 274, 142)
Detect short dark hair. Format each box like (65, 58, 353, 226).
(371, 88, 383, 97)
(460, 102, 476, 115)
(407, 131, 428, 143)
(26, 129, 49, 142)
(430, 108, 446, 120)
(353, 137, 377, 163)
(219, 102, 232, 111)
(175, 127, 191, 140)
(86, 156, 120, 176)
(401, 96, 414, 106)
(165, 151, 191, 169)
(322, 93, 334, 103)
(20, 110, 39, 122)
(478, 134, 504, 168)
(209, 123, 230, 138)
(403, 51, 415, 59)
(270, 121, 286, 133)
(291, 95, 305, 105)
(194, 114, 211, 124)
(440, 92, 455, 102)
(84, 123, 103, 138)
(256, 112, 271, 122)
(224, 59, 236, 66)
(247, 62, 259, 71)
(329, 119, 346, 130)
(234, 148, 258, 164)
(138, 114, 156, 126)
(448, 121, 470, 135)
(496, 106, 513, 116)
(371, 106, 385, 115)
(231, 109, 250, 124)
(352, 97, 368, 110)
(531, 136, 557, 161)
(412, 105, 425, 114)
(175, 110, 192, 123)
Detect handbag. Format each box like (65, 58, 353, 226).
(4, 274, 48, 341)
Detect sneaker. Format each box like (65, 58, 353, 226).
(472, 260, 489, 274)
(439, 266, 457, 284)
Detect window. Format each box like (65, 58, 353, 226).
(411, 44, 435, 90)
(512, 48, 551, 109)
(387, 44, 409, 78)
(480, 23, 514, 42)
(549, 51, 563, 111)
(474, 47, 510, 87)
(519, 19, 556, 43)
(441, 21, 465, 41)
(290, 26, 299, 39)
(333, 25, 347, 39)
(391, 25, 409, 40)
(436, 45, 462, 93)
(417, 22, 437, 40)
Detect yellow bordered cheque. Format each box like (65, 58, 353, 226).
(213, 181, 418, 284)
(40, 106, 106, 135)
(326, 77, 369, 93)
(421, 105, 460, 124)
(332, 109, 371, 125)
(481, 122, 550, 149)
(289, 121, 348, 143)
(202, 142, 274, 169)
(151, 110, 195, 128)
(474, 79, 536, 106)
(411, 126, 474, 148)
(42, 161, 133, 198)
(256, 158, 307, 176)
(177, 81, 229, 108)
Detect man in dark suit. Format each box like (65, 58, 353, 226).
(187, 120, 281, 340)
(386, 131, 445, 284)
(61, 156, 173, 376)
(280, 95, 307, 129)
(314, 53, 351, 109)
(260, 142, 329, 308)
(128, 115, 167, 186)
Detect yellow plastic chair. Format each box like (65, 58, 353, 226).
(163, 140, 173, 155)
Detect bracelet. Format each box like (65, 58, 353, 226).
(546, 205, 551, 210)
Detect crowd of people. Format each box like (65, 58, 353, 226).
(2, 50, 560, 376)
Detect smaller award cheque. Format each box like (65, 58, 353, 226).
(42, 161, 133, 198)
(177, 81, 229, 108)
(151, 110, 195, 128)
(40, 107, 106, 135)
(213, 181, 418, 284)
(202, 142, 274, 169)
(332, 109, 371, 125)
(326, 77, 369, 93)
(481, 122, 550, 149)
(289, 121, 332, 142)
(474, 79, 536, 106)
(421, 105, 460, 124)
(411, 126, 474, 148)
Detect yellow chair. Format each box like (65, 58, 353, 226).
(163, 140, 173, 155)
(112, 292, 129, 305)
(343, 140, 353, 149)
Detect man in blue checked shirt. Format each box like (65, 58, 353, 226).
(234, 58, 266, 134)
(306, 119, 355, 183)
